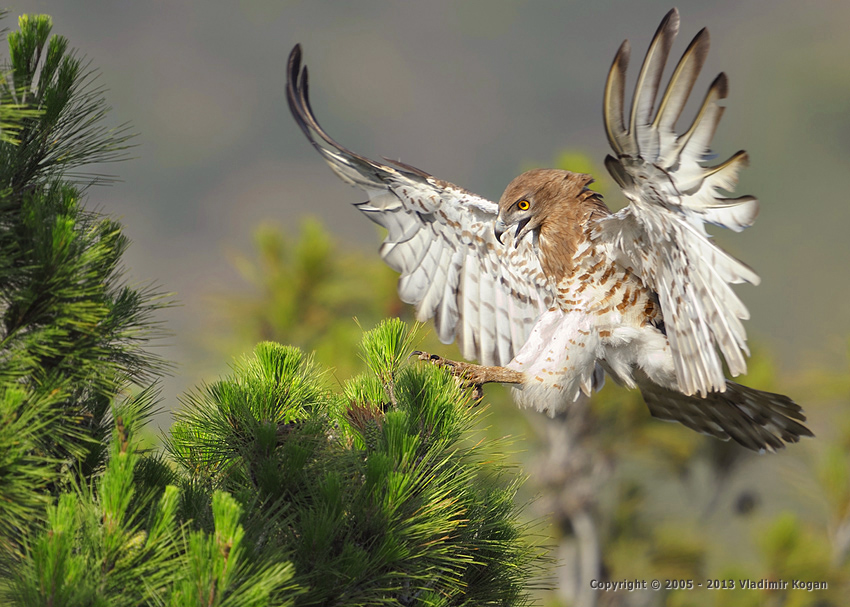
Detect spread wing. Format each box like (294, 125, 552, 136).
(594, 8, 761, 397)
(286, 45, 554, 366)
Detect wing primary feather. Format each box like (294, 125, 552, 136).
(678, 149, 748, 194)
(662, 245, 720, 394)
(287, 45, 324, 148)
(700, 150, 748, 184)
(287, 46, 379, 175)
(604, 154, 634, 189)
(603, 40, 633, 156)
(667, 72, 729, 167)
(460, 261, 480, 361)
(478, 266, 496, 366)
(679, 216, 761, 286)
(692, 264, 748, 378)
(381, 156, 433, 179)
(629, 8, 680, 146)
(298, 68, 371, 165)
(652, 27, 709, 133)
(700, 195, 759, 232)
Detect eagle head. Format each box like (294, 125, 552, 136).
(494, 169, 597, 246)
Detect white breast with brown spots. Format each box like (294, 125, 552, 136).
(506, 238, 678, 414)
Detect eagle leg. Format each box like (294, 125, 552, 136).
(412, 350, 524, 400)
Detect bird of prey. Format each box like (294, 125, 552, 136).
(286, 8, 812, 452)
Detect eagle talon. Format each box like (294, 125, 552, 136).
(418, 352, 497, 400)
(414, 352, 491, 398)
(413, 350, 453, 367)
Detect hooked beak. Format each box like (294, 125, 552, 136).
(494, 218, 508, 243)
(494, 217, 532, 248)
(512, 217, 532, 248)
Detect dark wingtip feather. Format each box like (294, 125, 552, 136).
(663, 7, 680, 25)
(683, 27, 711, 76)
(712, 72, 729, 100)
(285, 45, 377, 168)
(604, 154, 635, 189)
(614, 39, 632, 73)
(694, 26, 710, 50)
(286, 44, 315, 143)
(653, 8, 681, 46)
(289, 43, 302, 67)
(286, 45, 303, 104)
(651, 24, 710, 134)
(603, 39, 632, 155)
(629, 8, 680, 137)
(660, 7, 681, 38)
(300, 65, 310, 104)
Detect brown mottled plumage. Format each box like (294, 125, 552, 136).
(286, 9, 812, 452)
(497, 170, 608, 284)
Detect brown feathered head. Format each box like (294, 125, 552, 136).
(494, 169, 598, 246)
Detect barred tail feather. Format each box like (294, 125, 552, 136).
(640, 380, 813, 452)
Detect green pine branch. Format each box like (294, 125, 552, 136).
(4, 400, 299, 607)
(1, 14, 134, 191)
(167, 319, 541, 606)
(0, 13, 170, 567)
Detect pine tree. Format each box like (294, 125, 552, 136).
(0, 14, 540, 605)
(167, 320, 540, 606)
(0, 13, 169, 564)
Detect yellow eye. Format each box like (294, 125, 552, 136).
(517, 200, 530, 211)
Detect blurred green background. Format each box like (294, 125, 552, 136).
(7, 0, 850, 604)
